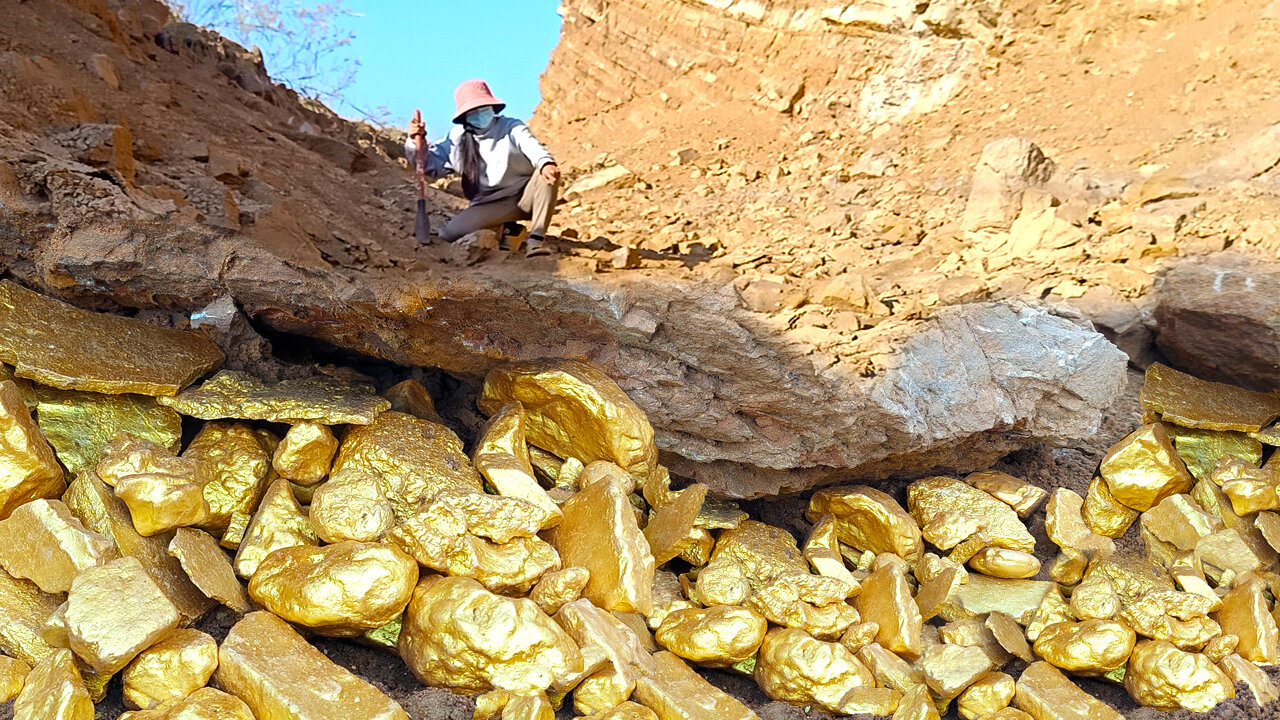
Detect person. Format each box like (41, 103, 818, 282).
(406, 80, 561, 257)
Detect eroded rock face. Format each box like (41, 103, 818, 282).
(6, 215, 1127, 498)
(1155, 255, 1280, 392)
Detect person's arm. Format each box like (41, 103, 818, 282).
(511, 122, 555, 170)
(404, 122, 455, 178)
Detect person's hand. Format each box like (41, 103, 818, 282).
(541, 162, 561, 184)
(408, 112, 425, 139)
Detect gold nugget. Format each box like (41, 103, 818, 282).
(64, 557, 182, 673)
(1139, 363, 1280, 433)
(232, 477, 316, 579)
(158, 370, 389, 424)
(33, 385, 182, 477)
(548, 470, 653, 613)
(121, 628, 218, 710)
(272, 422, 338, 485)
(1123, 639, 1234, 712)
(908, 477, 1035, 552)
(656, 605, 767, 666)
(807, 486, 922, 562)
(307, 469, 395, 543)
(0, 381, 65, 520)
(11, 648, 92, 720)
(1032, 620, 1135, 675)
(857, 560, 922, 659)
(0, 498, 118, 594)
(474, 402, 562, 528)
(1099, 423, 1194, 511)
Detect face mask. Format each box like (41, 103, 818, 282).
(465, 107, 496, 131)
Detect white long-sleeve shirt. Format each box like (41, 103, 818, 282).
(405, 116, 555, 204)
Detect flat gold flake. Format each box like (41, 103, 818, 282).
(159, 369, 389, 424)
(168, 527, 251, 613)
(1140, 363, 1280, 433)
(33, 385, 182, 476)
(0, 280, 223, 396)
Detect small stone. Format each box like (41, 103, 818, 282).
(271, 422, 338, 485)
(555, 599, 655, 689)
(218, 611, 409, 719)
(121, 628, 218, 710)
(167, 527, 250, 613)
(0, 498, 119, 593)
(941, 575, 1052, 625)
(382, 378, 443, 423)
(1123, 639, 1234, 712)
(1203, 633, 1239, 662)
(915, 564, 966, 621)
(986, 612, 1034, 662)
(1140, 493, 1222, 551)
(1049, 548, 1088, 585)
(64, 556, 182, 673)
(1168, 425, 1264, 480)
(645, 483, 707, 566)
(891, 685, 940, 720)
(921, 510, 986, 551)
(746, 573, 858, 640)
(32, 384, 181, 478)
(475, 402, 562, 528)
(802, 514, 859, 590)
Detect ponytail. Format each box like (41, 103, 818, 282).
(459, 129, 483, 201)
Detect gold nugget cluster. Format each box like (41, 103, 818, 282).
(0, 285, 1278, 720)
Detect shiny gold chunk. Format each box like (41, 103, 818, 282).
(0, 381, 65, 520)
(859, 644, 925, 699)
(965, 470, 1048, 518)
(921, 510, 986, 551)
(1049, 548, 1087, 586)
(167, 527, 250, 613)
(219, 610, 409, 719)
(915, 564, 966, 622)
(1169, 425, 1265, 479)
(390, 488, 558, 595)
(0, 364, 35, 407)
(1117, 591, 1220, 650)
(1024, 585, 1075, 643)
(1196, 528, 1265, 581)
(474, 689, 513, 720)
(117, 687, 255, 720)
(891, 685, 941, 720)
(678, 527, 715, 567)
(307, 469, 394, 543)
(556, 598, 656, 690)
(803, 515, 859, 590)
(645, 483, 707, 566)
(1257, 510, 1280, 552)
(398, 576, 582, 694)
(182, 421, 272, 535)
(33, 385, 182, 477)
(1141, 493, 1222, 551)
(1043, 489, 1113, 556)
(1139, 362, 1280, 433)
(1214, 578, 1279, 664)
(958, 672, 1015, 720)
(918, 642, 993, 701)
(232, 477, 316, 579)
(1123, 639, 1234, 712)
(1219, 652, 1280, 706)
(475, 402, 562, 528)
(695, 520, 808, 607)
(1218, 462, 1280, 515)
(1099, 423, 1194, 511)
(548, 471, 653, 613)
(947, 531, 990, 565)
(0, 654, 29, 702)
(248, 540, 417, 636)
(838, 621, 880, 654)
(857, 560, 922, 658)
(0, 280, 223, 396)
(807, 485, 922, 562)
(1012, 661, 1124, 720)
(908, 476, 1035, 552)
(573, 668, 633, 715)
(271, 422, 338, 485)
(746, 573, 858, 640)
(159, 369, 388, 424)
(940, 618, 1011, 667)
(121, 628, 218, 710)
(12, 648, 92, 720)
(986, 611, 1034, 662)
(97, 434, 212, 536)
(1081, 477, 1139, 538)
(655, 605, 766, 667)
(1032, 620, 1135, 675)
(383, 378, 443, 423)
(530, 566, 590, 616)
(1203, 633, 1238, 662)
(968, 548, 1040, 579)
(65, 556, 181, 673)
(502, 693, 554, 720)
(332, 412, 482, 521)
(941, 575, 1052, 625)
(634, 651, 759, 720)
(0, 498, 118, 593)
(595, 701, 659, 720)
(480, 360, 659, 483)
(1192, 478, 1279, 566)
(61, 472, 213, 619)
(648, 571, 697, 630)
(695, 498, 747, 530)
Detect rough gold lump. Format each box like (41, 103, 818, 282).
(1124, 639, 1234, 712)
(0, 498, 119, 593)
(248, 540, 418, 636)
(908, 476, 1035, 552)
(1099, 423, 1195, 512)
(218, 610, 409, 720)
(655, 605, 767, 666)
(167, 527, 251, 614)
(272, 421, 339, 485)
(473, 401, 562, 527)
(117, 687, 255, 720)
(0, 381, 66, 520)
(397, 576, 583, 695)
(807, 485, 922, 561)
(1139, 363, 1280, 433)
(121, 628, 218, 710)
(11, 648, 93, 720)
(1031, 620, 1136, 675)
(64, 556, 182, 674)
(0, 280, 224, 397)
(753, 627, 877, 714)
(159, 369, 389, 424)
(232, 477, 317, 579)
(480, 360, 659, 483)
(32, 384, 182, 477)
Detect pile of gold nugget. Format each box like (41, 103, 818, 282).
(0, 277, 1279, 720)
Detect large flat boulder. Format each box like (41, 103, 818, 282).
(1154, 255, 1280, 392)
(5, 212, 1129, 498)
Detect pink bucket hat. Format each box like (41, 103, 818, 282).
(453, 80, 506, 123)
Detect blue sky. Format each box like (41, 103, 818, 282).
(328, 2, 564, 137)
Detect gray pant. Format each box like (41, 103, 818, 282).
(439, 174, 559, 242)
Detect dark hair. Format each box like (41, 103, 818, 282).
(459, 127, 483, 201)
